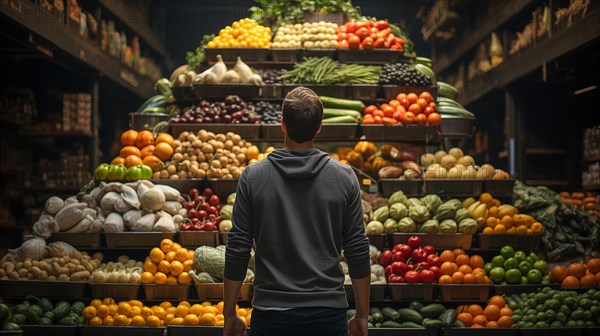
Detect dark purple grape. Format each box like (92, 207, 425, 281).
(204, 117, 212, 123)
(195, 118, 203, 123)
(241, 117, 249, 123)
(222, 114, 233, 123)
(213, 115, 222, 123)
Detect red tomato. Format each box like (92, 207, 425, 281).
(395, 105, 406, 113)
(404, 112, 416, 124)
(408, 103, 422, 114)
(423, 106, 434, 116)
(364, 105, 377, 115)
(375, 20, 389, 30)
(362, 115, 375, 124)
(373, 37, 385, 49)
(417, 98, 428, 109)
(396, 93, 407, 101)
(362, 37, 374, 50)
(362, 20, 374, 28)
(428, 101, 437, 110)
(348, 35, 360, 49)
(392, 110, 404, 121)
(407, 93, 419, 104)
(415, 113, 427, 125)
(388, 100, 400, 108)
(427, 112, 442, 126)
(374, 115, 383, 124)
(399, 98, 410, 108)
(355, 27, 370, 40)
(419, 91, 433, 103)
(337, 40, 349, 49)
(337, 32, 348, 41)
(370, 27, 379, 34)
(337, 25, 347, 33)
(345, 20, 358, 34)
(381, 104, 395, 118)
(373, 110, 385, 118)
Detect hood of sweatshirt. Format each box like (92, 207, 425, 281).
(267, 148, 331, 179)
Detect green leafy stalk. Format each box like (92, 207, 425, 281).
(186, 34, 215, 71)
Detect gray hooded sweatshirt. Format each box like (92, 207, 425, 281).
(224, 148, 371, 308)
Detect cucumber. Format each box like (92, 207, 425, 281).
(413, 64, 436, 83)
(422, 318, 443, 329)
(382, 307, 401, 322)
(398, 308, 424, 324)
(142, 107, 167, 114)
(440, 308, 457, 327)
(319, 96, 365, 112)
(381, 320, 403, 328)
(415, 57, 433, 67)
(436, 97, 464, 108)
(437, 81, 459, 99)
(322, 116, 358, 123)
(419, 304, 446, 318)
(323, 108, 362, 119)
(400, 321, 425, 329)
(437, 105, 475, 119)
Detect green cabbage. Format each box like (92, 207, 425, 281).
(194, 245, 254, 283)
(372, 206, 390, 222)
(366, 221, 384, 235)
(439, 219, 457, 233)
(419, 219, 439, 233)
(458, 218, 478, 235)
(388, 190, 408, 206)
(434, 199, 462, 221)
(409, 204, 430, 223)
(389, 203, 408, 221)
(421, 195, 442, 213)
(454, 208, 470, 223)
(383, 218, 398, 233)
(397, 217, 416, 232)
(407, 198, 424, 208)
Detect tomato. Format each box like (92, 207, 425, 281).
(415, 113, 427, 125)
(391, 261, 407, 275)
(337, 32, 348, 41)
(417, 98, 428, 109)
(407, 93, 419, 104)
(405, 270, 420, 284)
(423, 106, 434, 116)
(337, 40, 349, 49)
(364, 105, 377, 115)
(419, 91, 433, 103)
(377, 28, 392, 39)
(374, 115, 383, 124)
(419, 269, 435, 283)
(408, 103, 422, 114)
(407, 236, 421, 249)
(107, 164, 126, 181)
(382, 117, 398, 124)
(361, 116, 375, 124)
(527, 269, 543, 284)
(337, 25, 347, 33)
(427, 112, 441, 126)
(362, 37, 374, 50)
(392, 110, 404, 121)
(355, 27, 370, 40)
(348, 35, 360, 49)
(375, 20, 389, 30)
(373, 37, 385, 48)
(388, 274, 404, 283)
(379, 250, 393, 267)
(505, 269, 522, 284)
(399, 98, 410, 108)
(395, 104, 406, 113)
(403, 112, 416, 124)
(370, 27, 379, 34)
(426, 254, 441, 267)
(140, 165, 153, 179)
(95, 163, 110, 180)
(428, 101, 437, 110)
(373, 110, 385, 118)
(396, 93, 407, 101)
(125, 165, 144, 181)
(381, 104, 395, 117)
(345, 20, 358, 34)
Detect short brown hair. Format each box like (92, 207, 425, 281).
(282, 86, 323, 143)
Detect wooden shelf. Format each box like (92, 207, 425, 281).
(525, 179, 569, 187)
(422, 12, 460, 42)
(0, 115, 26, 126)
(583, 184, 600, 191)
(583, 155, 600, 163)
(526, 148, 567, 155)
(18, 129, 93, 138)
(97, 0, 165, 56)
(0, 0, 155, 98)
(432, 0, 535, 74)
(20, 186, 82, 192)
(0, 165, 20, 175)
(460, 7, 600, 106)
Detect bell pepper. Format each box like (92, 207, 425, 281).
(107, 164, 126, 181)
(140, 165, 154, 179)
(125, 165, 143, 181)
(94, 163, 110, 180)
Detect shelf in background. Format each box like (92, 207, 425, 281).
(525, 179, 569, 187)
(422, 11, 460, 42)
(460, 7, 600, 106)
(0, 0, 155, 98)
(583, 184, 600, 191)
(583, 155, 600, 163)
(20, 186, 83, 192)
(432, 0, 535, 74)
(526, 148, 567, 155)
(18, 129, 93, 138)
(0, 165, 20, 175)
(0, 115, 26, 126)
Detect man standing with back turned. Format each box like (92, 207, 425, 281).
(223, 86, 371, 336)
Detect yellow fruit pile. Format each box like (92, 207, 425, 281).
(141, 239, 193, 284)
(83, 298, 252, 327)
(465, 193, 544, 235)
(207, 19, 271, 48)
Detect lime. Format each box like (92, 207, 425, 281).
(490, 267, 506, 283)
(504, 257, 519, 270)
(492, 255, 506, 268)
(500, 246, 515, 259)
(535, 321, 549, 328)
(521, 276, 529, 284)
(519, 261, 533, 274)
(533, 260, 548, 275)
(514, 251, 527, 263)
(551, 321, 563, 328)
(566, 320, 578, 327)
(505, 269, 522, 284)
(483, 262, 494, 275)
(527, 269, 543, 284)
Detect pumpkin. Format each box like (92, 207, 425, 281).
(354, 141, 377, 161)
(336, 147, 354, 160)
(345, 151, 363, 169)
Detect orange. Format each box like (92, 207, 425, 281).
(88, 316, 103, 326)
(200, 313, 216, 326)
(479, 193, 493, 206)
(170, 260, 184, 276)
(497, 316, 513, 328)
(453, 248, 466, 256)
(103, 298, 116, 305)
(141, 272, 154, 284)
(488, 206, 499, 218)
(143, 155, 163, 172)
(155, 133, 174, 146)
(467, 305, 483, 317)
(124, 154, 143, 168)
(169, 317, 184, 325)
(216, 314, 225, 321)
(158, 260, 171, 274)
(112, 156, 125, 165)
(144, 260, 158, 273)
(237, 309, 249, 318)
(118, 302, 132, 317)
(178, 272, 192, 284)
(463, 273, 477, 284)
(131, 306, 141, 317)
(90, 299, 103, 309)
(179, 301, 191, 308)
(163, 314, 175, 325)
(189, 304, 204, 316)
(131, 315, 146, 326)
(580, 274, 598, 287)
(150, 247, 165, 263)
(216, 302, 225, 314)
(493, 224, 506, 234)
(516, 225, 528, 234)
(531, 222, 543, 233)
(121, 130, 138, 146)
(474, 272, 486, 284)
(201, 306, 218, 316)
(176, 248, 190, 262)
(140, 145, 155, 158)
(587, 258, 600, 274)
(141, 307, 153, 319)
(187, 250, 194, 261)
(247, 146, 260, 160)
(101, 316, 114, 326)
(165, 251, 176, 262)
(471, 323, 484, 328)
(501, 216, 514, 228)
(567, 263, 587, 278)
(154, 272, 168, 285)
(114, 314, 130, 326)
(183, 314, 200, 326)
(108, 304, 118, 316)
(176, 305, 189, 317)
(438, 275, 452, 284)
(96, 305, 109, 318)
(83, 306, 97, 320)
(167, 275, 178, 284)
(483, 305, 501, 322)
(452, 272, 465, 284)
(550, 265, 568, 282)
(486, 321, 498, 328)
(507, 227, 517, 234)
(486, 217, 498, 228)
(154, 142, 174, 161)
(472, 315, 487, 327)
(146, 315, 161, 327)
(440, 250, 456, 263)
(441, 262, 458, 276)
(457, 312, 473, 327)
(484, 276, 491, 284)
(166, 307, 177, 316)
(172, 243, 182, 252)
(136, 130, 154, 149)
(482, 227, 494, 234)
(455, 254, 470, 266)
(458, 265, 473, 274)
(489, 295, 506, 308)
(470, 255, 484, 269)
(201, 301, 213, 307)
(160, 239, 174, 253)
(152, 306, 167, 319)
(500, 306, 513, 317)
(183, 260, 193, 272)
(120, 146, 142, 158)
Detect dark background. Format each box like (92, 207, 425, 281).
(164, 0, 429, 72)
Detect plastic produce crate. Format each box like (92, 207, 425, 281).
(350, 84, 379, 100)
(269, 48, 299, 62)
(367, 234, 389, 250)
(520, 328, 583, 336)
(583, 327, 600, 336)
(0, 280, 87, 299)
(361, 124, 440, 142)
(438, 284, 491, 301)
(423, 179, 483, 197)
(380, 179, 424, 197)
(20, 325, 77, 336)
(143, 284, 191, 301)
(443, 328, 518, 336)
(301, 48, 336, 58)
(303, 84, 348, 97)
(338, 49, 400, 64)
(194, 83, 261, 100)
(169, 326, 227, 336)
(439, 116, 475, 138)
(493, 283, 560, 295)
(47, 232, 102, 248)
(419, 233, 473, 250)
(389, 283, 435, 301)
(344, 284, 386, 301)
(205, 178, 239, 200)
(381, 85, 438, 100)
(259, 84, 283, 99)
(178, 231, 219, 247)
(79, 326, 166, 336)
(315, 124, 359, 141)
(172, 85, 195, 102)
(195, 283, 251, 301)
(478, 234, 542, 251)
(260, 124, 283, 140)
(0, 331, 22, 336)
(484, 179, 516, 196)
(104, 232, 175, 248)
(205, 48, 268, 63)
(89, 283, 140, 300)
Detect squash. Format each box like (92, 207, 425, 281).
(354, 141, 377, 161)
(345, 150, 364, 169)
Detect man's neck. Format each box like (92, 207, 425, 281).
(284, 137, 315, 150)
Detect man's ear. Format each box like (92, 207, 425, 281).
(316, 121, 322, 134)
(281, 120, 287, 133)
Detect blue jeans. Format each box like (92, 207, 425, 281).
(249, 307, 348, 336)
